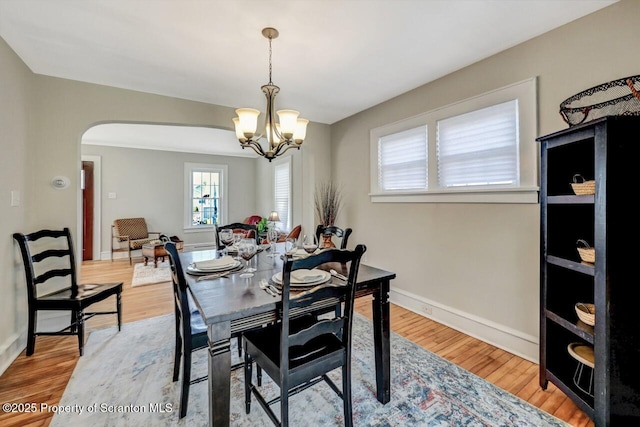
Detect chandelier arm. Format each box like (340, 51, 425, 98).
(242, 140, 267, 157)
(273, 142, 301, 157)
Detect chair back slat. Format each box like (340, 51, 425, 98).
(13, 228, 78, 301)
(279, 245, 366, 375)
(164, 242, 194, 337)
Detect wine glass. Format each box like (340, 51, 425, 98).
(284, 237, 296, 256)
(267, 229, 279, 257)
(238, 239, 257, 278)
(232, 232, 244, 260)
(302, 234, 318, 254)
(218, 229, 233, 256)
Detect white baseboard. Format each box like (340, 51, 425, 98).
(390, 287, 539, 363)
(0, 330, 26, 376)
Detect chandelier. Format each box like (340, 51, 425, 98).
(233, 28, 309, 162)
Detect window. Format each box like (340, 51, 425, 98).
(369, 78, 537, 203)
(437, 100, 518, 188)
(378, 126, 427, 191)
(274, 158, 291, 231)
(184, 163, 228, 230)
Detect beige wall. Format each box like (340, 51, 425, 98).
(331, 0, 638, 360)
(0, 38, 32, 373)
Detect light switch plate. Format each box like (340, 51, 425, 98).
(11, 190, 21, 207)
(108, 192, 117, 199)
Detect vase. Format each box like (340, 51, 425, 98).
(321, 234, 336, 248)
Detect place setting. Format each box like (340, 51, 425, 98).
(186, 255, 243, 281)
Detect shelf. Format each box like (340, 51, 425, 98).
(546, 310, 594, 344)
(546, 255, 595, 276)
(547, 195, 594, 204)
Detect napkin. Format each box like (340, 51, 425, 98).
(291, 269, 325, 283)
(193, 255, 235, 269)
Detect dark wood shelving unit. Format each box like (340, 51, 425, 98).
(538, 116, 640, 426)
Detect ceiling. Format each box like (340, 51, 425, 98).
(0, 0, 617, 154)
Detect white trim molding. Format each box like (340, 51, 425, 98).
(390, 287, 539, 363)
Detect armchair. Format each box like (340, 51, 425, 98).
(111, 218, 161, 264)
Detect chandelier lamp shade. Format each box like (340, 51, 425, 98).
(233, 28, 309, 162)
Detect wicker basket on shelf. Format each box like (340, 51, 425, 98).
(575, 303, 595, 326)
(576, 239, 595, 263)
(570, 174, 595, 195)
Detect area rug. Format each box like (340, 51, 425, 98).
(51, 314, 568, 426)
(131, 261, 172, 287)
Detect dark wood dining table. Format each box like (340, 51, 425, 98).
(181, 244, 396, 427)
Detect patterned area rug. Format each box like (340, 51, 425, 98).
(131, 261, 171, 287)
(51, 314, 568, 426)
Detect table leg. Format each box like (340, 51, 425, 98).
(208, 322, 232, 427)
(372, 279, 391, 404)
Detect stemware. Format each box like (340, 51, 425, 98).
(238, 239, 257, 278)
(218, 229, 233, 256)
(267, 229, 279, 257)
(302, 234, 318, 254)
(284, 237, 296, 256)
(232, 232, 244, 260)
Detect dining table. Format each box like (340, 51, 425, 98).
(181, 243, 396, 427)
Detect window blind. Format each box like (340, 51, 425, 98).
(274, 162, 291, 230)
(378, 125, 427, 191)
(437, 100, 518, 187)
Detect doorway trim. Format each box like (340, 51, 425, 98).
(81, 154, 102, 260)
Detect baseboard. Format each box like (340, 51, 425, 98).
(182, 242, 216, 252)
(0, 330, 26, 376)
(390, 287, 539, 363)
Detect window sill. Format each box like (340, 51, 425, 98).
(369, 187, 539, 204)
(183, 226, 215, 234)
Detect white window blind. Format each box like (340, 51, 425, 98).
(437, 100, 518, 188)
(378, 125, 427, 191)
(274, 161, 291, 230)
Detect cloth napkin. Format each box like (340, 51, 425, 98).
(192, 255, 235, 269)
(291, 269, 325, 283)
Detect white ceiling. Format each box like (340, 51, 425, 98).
(0, 0, 618, 154)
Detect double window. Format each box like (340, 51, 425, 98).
(370, 78, 538, 203)
(184, 163, 228, 230)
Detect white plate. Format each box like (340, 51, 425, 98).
(187, 260, 241, 273)
(272, 269, 331, 287)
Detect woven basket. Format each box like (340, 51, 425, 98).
(571, 174, 595, 196)
(576, 239, 595, 263)
(575, 303, 595, 326)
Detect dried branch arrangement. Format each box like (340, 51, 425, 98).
(314, 181, 343, 227)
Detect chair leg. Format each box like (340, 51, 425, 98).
(244, 351, 252, 414)
(116, 292, 122, 331)
(70, 310, 77, 333)
(128, 246, 132, 265)
(257, 365, 262, 386)
(180, 347, 191, 418)
(173, 320, 182, 382)
(76, 310, 85, 356)
(26, 309, 37, 356)
(342, 364, 353, 427)
(281, 384, 289, 427)
(237, 335, 242, 357)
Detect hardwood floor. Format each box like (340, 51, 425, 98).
(0, 259, 593, 426)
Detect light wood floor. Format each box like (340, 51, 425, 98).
(0, 259, 593, 427)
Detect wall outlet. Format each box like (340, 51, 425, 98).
(422, 304, 433, 315)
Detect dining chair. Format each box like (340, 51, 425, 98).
(215, 222, 258, 248)
(243, 244, 367, 427)
(277, 224, 301, 244)
(315, 225, 353, 249)
(12, 228, 122, 356)
(164, 241, 252, 418)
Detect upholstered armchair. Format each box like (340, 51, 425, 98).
(111, 218, 161, 264)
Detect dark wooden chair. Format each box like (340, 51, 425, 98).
(243, 244, 367, 427)
(215, 222, 258, 248)
(12, 228, 122, 356)
(164, 241, 208, 418)
(164, 241, 252, 417)
(315, 225, 353, 249)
